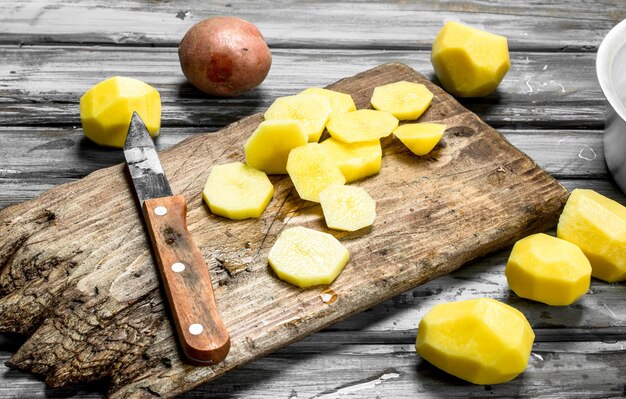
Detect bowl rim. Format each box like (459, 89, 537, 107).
(597, 19, 626, 122)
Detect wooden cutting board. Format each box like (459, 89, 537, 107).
(0, 63, 568, 398)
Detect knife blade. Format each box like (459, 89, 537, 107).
(124, 112, 230, 365)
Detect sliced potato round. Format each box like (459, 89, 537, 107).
(394, 123, 445, 156)
(300, 87, 356, 118)
(326, 109, 398, 143)
(320, 184, 376, 231)
(268, 226, 350, 288)
(320, 138, 382, 183)
(286, 143, 346, 202)
(264, 93, 331, 142)
(371, 81, 434, 120)
(244, 119, 308, 174)
(202, 162, 273, 220)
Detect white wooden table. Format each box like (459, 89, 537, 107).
(0, 1, 624, 397)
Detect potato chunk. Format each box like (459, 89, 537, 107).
(506, 233, 591, 306)
(244, 119, 308, 174)
(557, 189, 626, 282)
(431, 21, 510, 97)
(327, 110, 398, 143)
(80, 76, 161, 148)
(370, 81, 434, 120)
(286, 143, 346, 202)
(320, 138, 382, 182)
(416, 298, 534, 385)
(264, 94, 331, 142)
(268, 226, 350, 288)
(202, 162, 273, 220)
(320, 184, 376, 231)
(393, 123, 445, 156)
(300, 88, 356, 117)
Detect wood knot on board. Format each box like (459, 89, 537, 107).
(162, 227, 180, 245)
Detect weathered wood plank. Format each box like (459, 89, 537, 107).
(2, 333, 624, 399)
(0, 63, 568, 398)
(1, 0, 623, 50)
(0, 47, 605, 128)
(0, 127, 606, 182)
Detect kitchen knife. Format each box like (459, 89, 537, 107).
(123, 112, 230, 365)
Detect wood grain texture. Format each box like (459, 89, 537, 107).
(0, 63, 568, 398)
(0, 47, 604, 129)
(1, 0, 623, 50)
(142, 195, 230, 365)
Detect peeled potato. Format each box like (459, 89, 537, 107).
(268, 226, 350, 288)
(202, 162, 273, 220)
(371, 81, 434, 120)
(320, 184, 376, 231)
(327, 109, 398, 143)
(394, 123, 445, 156)
(557, 189, 626, 282)
(265, 94, 331, 142)
(416, 298, 535, 385)
(286, 143, 346, 202)
(244, 119, 308, 174)
(178, 16, 272, 97)
(431, 21, 510, 97)
(300, 88, 356, 117)
(320, 138, 382, 183)
(80, 76, 161, 148)
(506, 233, 591, 306)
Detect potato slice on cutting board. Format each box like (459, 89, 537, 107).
(300, 87, 356, 117)
(244, 119, 308, 174)
(286, 143, 346, 202)
(264, 93, 331, 142)
(370, 81, 434, 120)
(320, 184, 376, 231)
(202, 162, 274, 220)
(394, 123, 445, 156)
(268, 226, 350, 288)
(327, 109, 398, 143)
(320, 138, 382, 183)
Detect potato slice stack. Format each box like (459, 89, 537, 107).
(202, 80, 443, 288)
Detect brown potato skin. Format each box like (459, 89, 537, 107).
(178, 16, 272, 97)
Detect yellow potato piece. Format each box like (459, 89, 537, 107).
(202, 162, 273, 220)
(80, 76, 161, 148)
(244, 119, 308, 174)
(416, 298, 534, 385)
(557, 189, 626, 282)
(264, 93, 331, 142)
(431, 21, 510, 97)
(320, 138, 382, 182)
(327, 109, 398, 143)
(286, 143, 346, 202)
(319, 184, 376, 231)
(506, 233, 591, 306)
(268, 226, 350, 288)
(370, 81, 434, 120)
(394, 123, 445, 156)
(300, 88, 356, 118)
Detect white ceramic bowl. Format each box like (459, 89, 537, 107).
(597, 19, 626, 194)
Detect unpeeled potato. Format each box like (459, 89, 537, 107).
(178, 16, 272, 97)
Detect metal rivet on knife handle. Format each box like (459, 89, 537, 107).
(154, 206, 168, 216)
(171, 262, 185, 272)
(189, 324, 204, 335)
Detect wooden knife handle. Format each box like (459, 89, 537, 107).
(142, 195, 230, 365)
